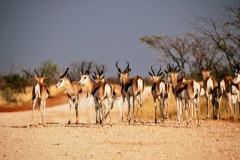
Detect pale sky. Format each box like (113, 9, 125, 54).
(0, 0, 239, 77)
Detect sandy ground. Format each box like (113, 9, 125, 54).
(0, 88, 240, 160)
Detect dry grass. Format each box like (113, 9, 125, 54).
(142, 92, 239, 121)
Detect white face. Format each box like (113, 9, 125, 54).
(233, 72, 240, 84)
(151, 76, 160, 83)
(56, 78, 64, 88)
(79, 75, 89, 85)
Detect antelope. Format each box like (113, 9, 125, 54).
(56, 68, 82, 124)
(166, 63, 200, 126)
(78, 63, 114, 124)
(148, 65, 167, 123)
(230, 62, 240, 116)
(201, 66, 220, 119)
(116, 61, 145, 124)
(219, 76, 237, 118)
(92, 65, 125, 122)
(31, 68, 50, 126)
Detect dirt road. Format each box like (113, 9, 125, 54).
(0, 88, 240, 159)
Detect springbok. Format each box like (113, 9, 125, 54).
(219, 76, 238, 118)
(148, 65, 167, 123)
(56, 68, 82, 124)
(201, 66, 219, 119)
(231, 62, 240, 116)
(78, 63, 114, 124)
(166, 63, 200, 126)
(116, 61, 145, 124)
(92, 65, 125, 122)
(31, 68, 50, 126)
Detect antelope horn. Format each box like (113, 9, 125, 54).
(81, 62, 85, 75)
(151, 65, 155, 75)
(96, 65, 101, 75)
(157, 66, 162, 76)
(167, 63, 172, 72)
(61, 68, 69, 78)
(86, 61, 92, 74)
(34, 68, 40, 77)
(116, 61, 121, 73)
(41, 68, 45, 76)
(101, 64, 104, 75)
(174, 63, 179, 72)
(124, 61, 130, 73)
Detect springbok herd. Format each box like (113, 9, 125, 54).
(30, 61, 240, 127)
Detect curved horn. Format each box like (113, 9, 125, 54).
(101, 64, 105, 75)
(81, 62, 85, 75)
(34, 68, 40, 77)
(157, 66, 162, 76)
(116, 61, 121, 73)
(85, 61, 92, 74)
(96, 65, 101, 75)
(61, 68, 69, 78)
(174, 63, 179, 72)
(41, 68, 45, 76)
(124, 61, 130, 73)
(151, 65, 155, 75)
(174, 63, 180, 72)
(167, 63, 172, 72)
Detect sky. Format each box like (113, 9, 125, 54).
(0, 0, 239, 77)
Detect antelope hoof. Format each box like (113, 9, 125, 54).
(177, 121, 181, 125)
(68, 121, 71, 124)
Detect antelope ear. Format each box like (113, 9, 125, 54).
(43, 76, 51, 80)
(34, 76, 39, 81)
(148, 72, 153, 77)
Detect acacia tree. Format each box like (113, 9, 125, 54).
(140, 6, 239, 81)
(189, 6, 240, 72)
(140, 33, 213, 78)
(140, 34, 188, 76)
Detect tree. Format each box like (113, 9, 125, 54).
(140, 6, 239, 81)
(189, 6, 240, 72)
